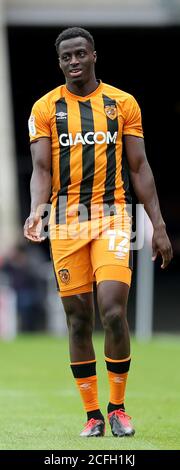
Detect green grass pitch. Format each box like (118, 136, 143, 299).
(0, 334, 179, 450)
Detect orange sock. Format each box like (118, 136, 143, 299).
(71, 360, 100, 412)
(105, 356, 131, 406)
(75, 375, 99, 412)
(107, 370, 128, 404)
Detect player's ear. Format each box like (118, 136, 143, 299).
(93, 51, 97, 63)
(58, 57, 62, 70)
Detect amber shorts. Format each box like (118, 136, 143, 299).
(50, 215, 133, 297)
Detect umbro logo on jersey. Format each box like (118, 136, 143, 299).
(55, 111, 67, 120)
(59, 131, 118, 146)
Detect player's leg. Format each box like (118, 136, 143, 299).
(62, 292, 105, 436)
(91, 212, 135, 436)
(97, 279, 130, 359)
(97, 278, 135, 437)
(62, 292, 95, 362)
(97, 279, 131, 408)
(50, 236, 105, 436)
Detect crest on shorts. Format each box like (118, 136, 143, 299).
(58, 269, 70, 284)
(104, 104, 117, 120)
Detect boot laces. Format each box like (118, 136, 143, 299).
(84, 418, 99, 430)
(109, 409, 132, 426)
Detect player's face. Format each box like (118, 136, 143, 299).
(58, 37, 97, 85)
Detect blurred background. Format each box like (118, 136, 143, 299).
(0, 0, 180, 339)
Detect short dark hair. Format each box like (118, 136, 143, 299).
(55, 27, 95, 55)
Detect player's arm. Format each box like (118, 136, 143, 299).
(24, 137, 51, 243)
(124, 135, 173, 268)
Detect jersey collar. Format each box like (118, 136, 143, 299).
(63, 80, 103, 101)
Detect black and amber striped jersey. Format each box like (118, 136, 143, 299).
(28, 81, 143, 223)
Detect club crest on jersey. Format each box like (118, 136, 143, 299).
(58, 269, 70, 284)
(104, 104, 117, 120)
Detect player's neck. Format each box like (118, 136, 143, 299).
(66, 77, 99, 97)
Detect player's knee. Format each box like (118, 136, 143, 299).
(102, 305, 125, 333)
(68, 314, 93, 342)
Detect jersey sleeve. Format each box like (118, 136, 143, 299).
(28, 99, 51, 142)
(123, 95, 144, 138)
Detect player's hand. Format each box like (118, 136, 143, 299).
(24, 213, 45, 243)
(152, 225, 173, 269)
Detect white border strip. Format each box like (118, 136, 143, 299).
(5, 6, 176, 26)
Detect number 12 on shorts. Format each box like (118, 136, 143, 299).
(107, 230, 130, 259)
